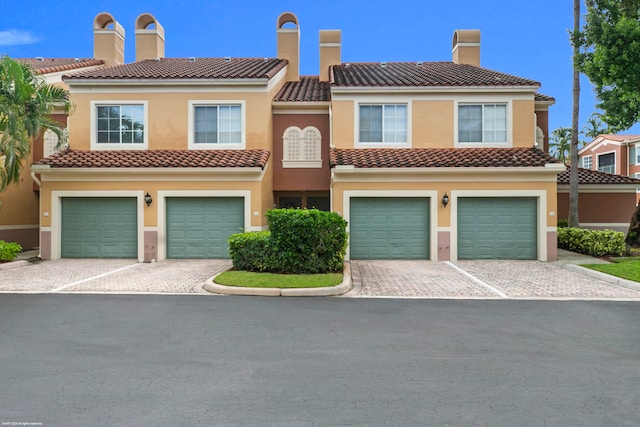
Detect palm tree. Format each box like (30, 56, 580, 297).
(549, 127, 572, 164)
(569, 0, 581, 228)
(581, 112, 607, 140)
(0, 56, 72, 190)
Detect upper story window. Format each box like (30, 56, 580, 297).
(458, 104, 507, 144)
(188, 101, 246, 150)
(91, 101, 148, 150)
(597, 152, 615, 174)
(636, 148, 640, 165)
(282, 126, 322, 168)
(581, 155, 592, 170)
(359, 104, 407, 144)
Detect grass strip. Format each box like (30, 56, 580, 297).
(583, 261, 640, 282)
(215, 271, 343, 288)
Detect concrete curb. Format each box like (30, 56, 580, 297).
(0, 260, 29, 271)
(563, 264, 640, 292)
(203, 262, 353, 297)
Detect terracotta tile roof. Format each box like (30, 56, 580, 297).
(35, 149, 270, 169)
(558, 166, 640, 185)
(17, 58, 104, 74)
(331, 62, 540, 87)
(535, 93, 555, 102)
(64, 58, 287, 80)
(330, 147, 557, 168)
(597, 134, 640, 143)
(273, 76, 331, 102)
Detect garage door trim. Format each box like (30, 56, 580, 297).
(450, 190, 546, 262)
(157, 190, 251, 261)
(343, 190, 438, 261)
(51, 190, 145, 261)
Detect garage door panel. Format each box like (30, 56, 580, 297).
(62, 197, 137, 259)
(350, 197, 429, 260)
(458, 197, 537, 260)
(166, 197, 243, 259)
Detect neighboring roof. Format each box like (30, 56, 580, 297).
(273, 76, 331, 102)
(17, 58, 104, 74)
(535, 93, 555, 102)
(557, 166, 640, 185)
(596, 134, 640, 143)
(64, 58, 288, 81)
(35, 149, 270, 169)
(330, 147, 557, 168)
(331, 62, 540, 88)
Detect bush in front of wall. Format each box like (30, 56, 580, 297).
(228, 209, 348, 274)
(267, 208, 348, 274)
(228, 231, 271, 272)
(0, 240, 22, 262)
(557, 227, 625, 257)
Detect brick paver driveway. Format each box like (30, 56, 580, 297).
(348, 260, 640, 300)
(0, 259, 231, 294)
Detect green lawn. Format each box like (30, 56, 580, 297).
(214, 271, 343, 288)
(583, 257, 640, 282)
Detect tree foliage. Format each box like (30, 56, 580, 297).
(579, 0, 640, 131)
(549, 127, 572, 164)
(0, 56, 72, 190)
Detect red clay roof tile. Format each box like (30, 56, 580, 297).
(330, 147, 558, 168)
(35, 149, 270, 169)
(596, 134, 640, 143)
(64, 58, 287, 80)
(558, 166, 640, 185)
(331, 62, 540, 87)
(17, 58, 104, 75)
(273, 76, 331, 102)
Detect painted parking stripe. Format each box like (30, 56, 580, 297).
(50, 263, 140, 293)
(445, 261, 508, 298)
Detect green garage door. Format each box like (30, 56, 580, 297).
(458, 197, 537, 260)
(350, 197, 429, 259)
(61, 197, 137, 258)
(166, 197, 244, 259)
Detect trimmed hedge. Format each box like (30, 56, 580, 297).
(0, 240, 22, 262)
(557, 227, 625, 257)
(228, 230, 271, 272)
(228, 209, 348, 274)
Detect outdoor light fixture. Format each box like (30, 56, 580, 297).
(442, 193, 449, 208)
(144, 192, 153, 207)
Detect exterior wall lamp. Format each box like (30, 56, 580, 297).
(442, 193, 449, 208)
(144, 192, 153, 207)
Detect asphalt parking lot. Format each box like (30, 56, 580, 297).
(1, 253, 639, 299)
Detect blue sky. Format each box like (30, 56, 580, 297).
(2, 0, 639, 137)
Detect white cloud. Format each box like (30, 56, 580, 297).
(0, 30, 40, 46)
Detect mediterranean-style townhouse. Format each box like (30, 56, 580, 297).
(0, 57, 103, 248)
(30, 11, 564, 262)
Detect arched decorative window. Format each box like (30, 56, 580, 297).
(43, 129, 60, 158)
(282, 126, 322, 168)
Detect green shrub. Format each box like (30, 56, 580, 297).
(557, 227, 625, 257)
(266, 209, 348, 274)
(228, 209, 348, 274)
(557, 219, 568, 228)
(228, 231, 271, 272)
(0, 240, 22, 262)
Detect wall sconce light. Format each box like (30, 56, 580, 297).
(442, 193, 449, 208)
(144, 192, 153, 207)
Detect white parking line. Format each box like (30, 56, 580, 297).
(50, 264, 141, 293)
(445, 261, 509, 298)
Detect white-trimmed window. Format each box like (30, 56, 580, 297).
(188, 101, 245, 149)
(359, 104, 407, 144)
(458, 104, 507, 143)
(581, 155, 592, 169)
(282, 126, 322, 168)
(597, 152, 615, 174)
(636, 148, 640, 165)
(91, 101, 148, 150)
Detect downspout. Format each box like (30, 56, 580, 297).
(30, 171, 42, 188)
(30, 170, 43, 260)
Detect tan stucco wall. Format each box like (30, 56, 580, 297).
(557, 191, 636, 225)
(68, 90, 276, 151)
(0, 151, 39, 227)
(331, 97, 536, 148)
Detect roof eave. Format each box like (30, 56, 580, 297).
(330, 85, 541, 93)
